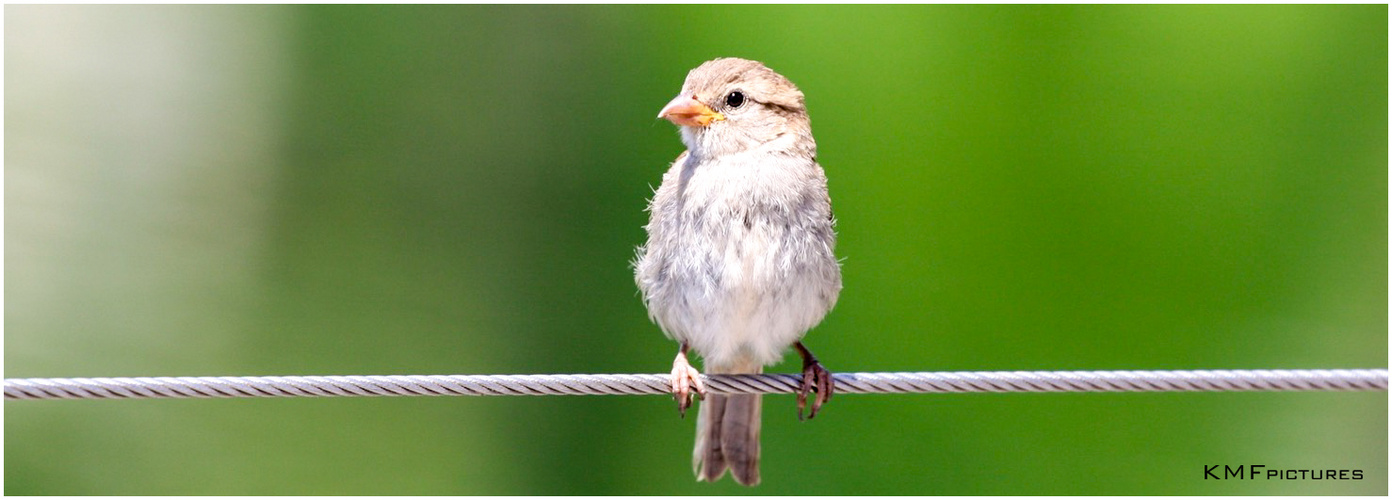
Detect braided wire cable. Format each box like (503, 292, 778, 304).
(5, 369, 1386, 401)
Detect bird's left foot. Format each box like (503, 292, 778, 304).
(795, 342, 834, 420)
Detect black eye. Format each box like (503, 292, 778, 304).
(725, 91, 745, 109)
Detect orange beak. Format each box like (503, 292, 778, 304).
(658, 94, 725, 127)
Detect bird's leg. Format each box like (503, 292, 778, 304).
(794, 341, 834, 420)
(670, 342, 706, 418)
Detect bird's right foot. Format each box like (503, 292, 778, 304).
(671, 345, 705, 417)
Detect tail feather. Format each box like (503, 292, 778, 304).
(693, 394, 728, 481)
(693, 364, 762, 486)
(721, 393, 762, 485)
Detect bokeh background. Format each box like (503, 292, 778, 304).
(5, 4, 1386, 495)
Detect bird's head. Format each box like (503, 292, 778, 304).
(657, 58, 814, 158)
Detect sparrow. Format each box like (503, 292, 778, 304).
(634, 57, 842, 486)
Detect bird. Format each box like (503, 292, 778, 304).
(633, 57, 842, 486)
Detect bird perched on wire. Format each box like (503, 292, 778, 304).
(634, 57, 842, 486)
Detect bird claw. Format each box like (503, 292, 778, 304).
(671, 350, 705, 418)
(797, 354, 834, 421)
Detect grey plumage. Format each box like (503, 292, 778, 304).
(635, 58, 842, 486)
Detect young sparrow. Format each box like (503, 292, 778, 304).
(634, 58, 842, 486)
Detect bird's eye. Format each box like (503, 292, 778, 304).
(725, 91, 745, 109)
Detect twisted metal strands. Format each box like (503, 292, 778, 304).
(5, 369, 1385, 401)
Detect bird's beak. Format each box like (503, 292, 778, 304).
(658, 95, 725, 127)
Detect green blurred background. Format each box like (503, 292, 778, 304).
(5, 4, 1386, 495)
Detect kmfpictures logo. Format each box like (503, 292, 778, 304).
(1204, 464, 1364, 481)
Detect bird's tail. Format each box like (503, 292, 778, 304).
(693, 360, 762, 486)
